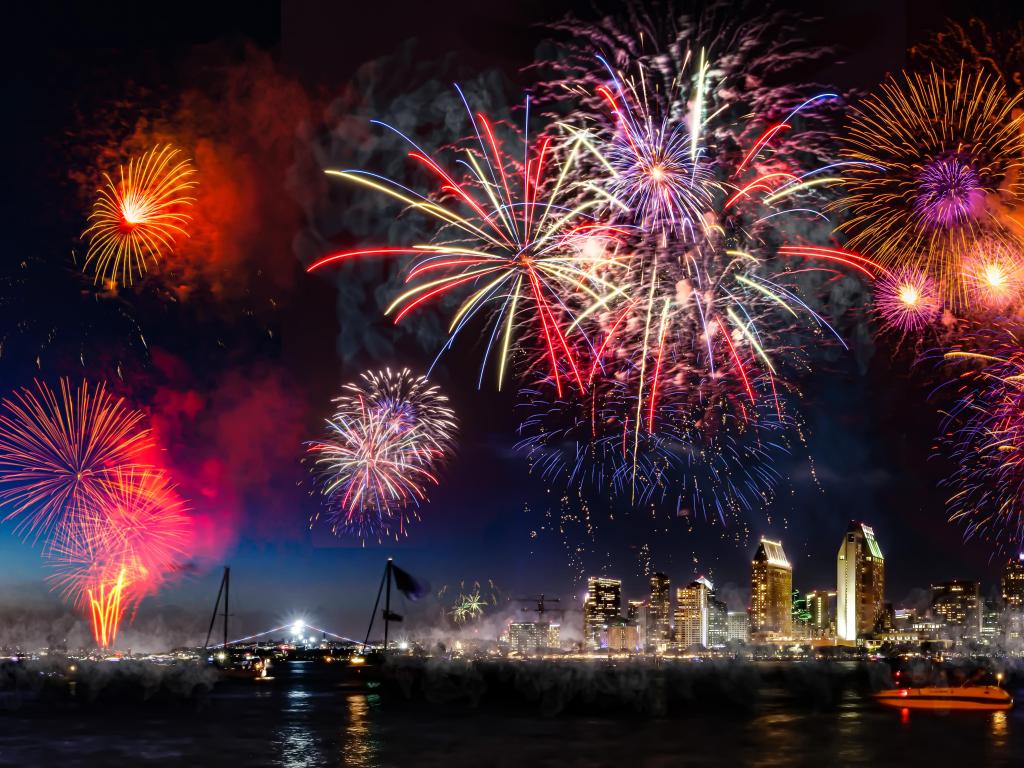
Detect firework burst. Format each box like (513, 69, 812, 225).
(836, 68, 1024, 310)
(873, 267, 942, 334)
(0, 379, 153, 543)
(513, 21, 864, 509)
(306, 92, 630, 392)
(83, 145, 197, 287)
(47, 467, 192, 647)
(450, 588, 486, 624)
(307, 369, 456, 542)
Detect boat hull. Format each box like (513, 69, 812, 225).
(874, 687, 1013, 711)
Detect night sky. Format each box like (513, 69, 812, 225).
(2, 0, 1022, 649)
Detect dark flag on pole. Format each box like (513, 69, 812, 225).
(391, 563, 429, 600)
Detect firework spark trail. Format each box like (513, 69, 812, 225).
(83, 145, 197, 287)
(937, 330, 1024, 552)
(306, 92, 631, 391)
(307, 369, 456, 542)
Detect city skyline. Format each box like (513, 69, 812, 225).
(4, 0, 1024, 652)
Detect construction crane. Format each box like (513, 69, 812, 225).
(516, 594, 563, 622)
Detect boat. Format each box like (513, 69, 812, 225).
(874, 683, 1013, 710)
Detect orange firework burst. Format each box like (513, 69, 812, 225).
(0, 379, 153, 543)
(837, 68, 1024, 309)
(82, 145, 197, 286)
(47, 468, 192, 648)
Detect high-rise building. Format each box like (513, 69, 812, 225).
(806, 590, 837, 639)
(605, 617, 640, 653)
(676, 577, 713, 648)
(792, 589, 811, 639)
(1002, 555, 1024, 609)
(836, 522, 885, 642)
(708, 594, 728, 648)
(981, 599, 1001, 643)
(931, 580, 982, 640)
(1003, 555, 1024, 645)
(750, 539, 793, 639)
(626, 600, 644, 621)
(628, 601, 649, 650)
(647, 572, 671, 650)
(726, 611, 750, 644)
(583, 577, 622, 649)
(507, 622, 560, 653)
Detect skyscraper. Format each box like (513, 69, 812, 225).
(708, 594, 728, 648)
(750, 539, 793, 639)
(931, 580, 982, 640)
(627, 600, 648, 650)
(647, 572, 671, 651)
(675, 577, 713, 648)
(1002, 555, 1024, 609)
(1003, 555, 1024, 645)
(806, 590, 837, 639)
(583, 577, 621, 649)
(836, 522, 885, 642)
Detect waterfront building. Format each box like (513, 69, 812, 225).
(791, 589, 811, 639)
(836, 522, 885, 642)
(676, 577, 713, 648)
(628, 601, 649, 650)
(708, 595, 728, 648)
(931, 580, 981, 640)
(750, 539, 793, 639)
(1003, 555, 1024, 609)
(981, 599, 1001, 644)
(583, 577, 621, 649)
(508, 622, 560, 654)
(806, 590, 837, 639)
(726, 611, 750, 644)
(1004, 556, 1024, 645)
(893, 608, 917, 631)
(605, 617, 640, 653)
(648, 572, 672, 651)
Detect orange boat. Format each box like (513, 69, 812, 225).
(874, 684, 1013, 711)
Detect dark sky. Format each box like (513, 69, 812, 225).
(1, 0, 1022, 648)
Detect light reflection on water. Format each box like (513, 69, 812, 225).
(2, 662, 1023, 767)
(340, 694, 381, 768)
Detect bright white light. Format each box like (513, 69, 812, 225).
(291, 621, 305, 636)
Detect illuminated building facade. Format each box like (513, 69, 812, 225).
(508, 622, 560, 653)
(931, 580, 981, 640)
(583, 577, 621, 650)
(1002, 555, 1024, 609)
(647, 572, 671, 650)
(836, 522, 885, 642)
(750, 539, 793, 639)
(605, 617, 640, 653)
(806, 590, 837, 639)
(1004, 555, 1024, 645)
(708, 594, 728, 648)
(675, 577, 713, 648)
(628, 600, 648, 650)
(726, 611, 749, 644)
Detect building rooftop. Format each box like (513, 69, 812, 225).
(754, 539, 790, 569)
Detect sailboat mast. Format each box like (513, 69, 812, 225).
(384, 558, 393, 651)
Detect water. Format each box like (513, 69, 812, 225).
(1, 661, 1022, 766)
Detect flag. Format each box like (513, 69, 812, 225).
(390, 563, 429, 600)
